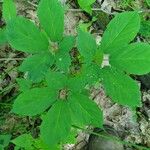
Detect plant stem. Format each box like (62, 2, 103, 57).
(73, 125, 149, 150)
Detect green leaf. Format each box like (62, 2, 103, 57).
(67, 76, 86, 93)
(14, 146, 20, 150)
(0, 144, 4, 150)
(55, 52, 71, 72)
(80, 63, 100, 85)
(19, 53, 54, 83)
(59, 36, 75, 51)
(110, 43, 150, 75)
(78, 22, 91, 32)
(12, 88, 56, 116)
(100, 67, 141, 107)
(11, 134, 34, 149)
(139, 20, 150, 37)
(68, 64, 100, 94)
(38, 0, 64, 42)
(78, 0, 96, 14)
(3, 0, 17, 22)
(77, 29, 97, 62)
(0, 134, 11, 148)
(40, 100, 71, 147)
(62, 129, 77, 144)
(78, 17, 97, 32)
(45, 145, 61, 150)
(55, 54, 71, 72)
(33, 139, 52, 150)
(7, 16, 49, 53)
(100, 11, 140, 54)
(46, 71, 67, 90)
(56, 36, 75, 72)
(146, 0, 150, 6)
(68, 93, 103, 127)
(68, 77, 85, 92)
(0, 28, 7, 45)
(16, 78, 32, 92)
(93, 47, 103, 66)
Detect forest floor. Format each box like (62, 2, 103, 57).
(0, 0, 150, 150)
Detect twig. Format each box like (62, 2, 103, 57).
(27, 0, 37, 7)
(0, 58, 25, 61)
(68, 8, 115, 15)
(0, 83, 16, 95)
(139, 9, 150, 13)
(69, 8, 150, 14)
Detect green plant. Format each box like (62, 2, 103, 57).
(77, 0, 96, 14)
(119, 0, 134, 8)
(11, 134, 52, 150)
(0, 134, 11, 150)
(2, 0, 150, 149)
(146, 0, 150, 6)
(140, 19, 150, 38)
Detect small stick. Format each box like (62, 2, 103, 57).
(27, 1, 37, 7)
(0, 58, 25, 61)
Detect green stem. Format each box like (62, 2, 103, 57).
(73, 125, 149, 150)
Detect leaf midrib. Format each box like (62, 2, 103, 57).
(102, 13, 136, 51)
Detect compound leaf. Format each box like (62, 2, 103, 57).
(69, 93, 103, 127)
(0, 28, 7, 45)
(7, 17, 49, 53)
(100, 11, 140, 54)
(19, 53, 54, 83)
(12, 88, 56, 116)
(38, 0, 64, 42)
(40, 100, 71, 147)
(110, 43, 150, 75)
(78, 0, 96, 14)
(100, 67, 141, 107)
(3, 0, 17, 22)
(77, 29, 97, 63)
